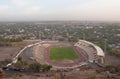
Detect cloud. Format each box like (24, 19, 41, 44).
(11, 0, 33, 6)
(0, 5, 9, 18)
(47, 0, 120, 21)
(0, 0, 120, 21)
(0, 5, 9, 12)
(9, 0, 44, 20)
(23, 6, 41, 15)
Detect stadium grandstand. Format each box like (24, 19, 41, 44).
(74, 40, 105, 64)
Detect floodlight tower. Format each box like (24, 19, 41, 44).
(104, 39, 107, 53)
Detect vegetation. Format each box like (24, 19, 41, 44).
(29, 61, 52, 72)
(41, 64, 52, 72)
(50, 47, 79, 61)
(29, 62, 41, 72)
(54, 73, 61, 79)
(105, 64, 120, 73)
(0, 36, 23, 42)
(14, 57, 52, 72)
(109, 49, 120, 57)
(12, 73, 22, 79)
(0, 36, 24, 46)
(90, 76, 96, 79)
(14, 57, 28, 69)
(0, 22, 120, 53)
(97, 42, 120, 57)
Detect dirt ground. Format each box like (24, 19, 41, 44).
(0, 47, 20, 61)
(2, 64, 120, 79)
(105, 52, 120, 66)
(0, 40, 40, 61)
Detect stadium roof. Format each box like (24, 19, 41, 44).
(79, 40, 105, 57)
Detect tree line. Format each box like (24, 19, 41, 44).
(14, 57, 52, 72)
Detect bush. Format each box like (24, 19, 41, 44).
(54, 73, 61, 79)
(29, 62, 52, 72)
(90, 76, 96, 79)
(41, 64, 52, 71)
(14, 57, 28, 69)
(109, 49, 120, 57)
(106, 65, 116, 73)
(29, 62, 41, 72)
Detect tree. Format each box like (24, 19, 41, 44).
(41, 64, 52, 71)
(29, 62, 41, 72)
(17, 57, 22, 62)
(15, 60, 28, 69)
(15, 57, 28, 69)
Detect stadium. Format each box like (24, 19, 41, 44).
(33, 40, 105, 69)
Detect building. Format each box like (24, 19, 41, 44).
(74, 40, 105, 64)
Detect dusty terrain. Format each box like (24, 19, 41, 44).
(0, 40, 40, 65)
(2, 64, 120, 79)
(105, 52, 120, 66)
(0, 47, 20, 61)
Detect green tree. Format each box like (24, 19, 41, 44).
(29, 62, 41, 72)
(17, 57, 22, 62)
(41, 64, 52, 71)
(15, 57, 28, 69)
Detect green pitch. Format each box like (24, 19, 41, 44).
(50, 47, 79, 61)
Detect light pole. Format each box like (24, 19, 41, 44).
(82, 29, 86, 40)
(83, 33, 85, 40)
(104, 39, 107, 53)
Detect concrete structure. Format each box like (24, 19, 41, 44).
(74, 40, 105, 64)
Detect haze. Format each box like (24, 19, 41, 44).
(0, 0, 120, 21)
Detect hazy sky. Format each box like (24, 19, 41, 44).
(0, 0, 120, 21)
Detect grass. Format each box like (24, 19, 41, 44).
(50, 46, 79, 61)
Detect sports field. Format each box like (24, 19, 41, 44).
(50, 47, 79, 61)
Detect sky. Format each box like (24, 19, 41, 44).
(0, 0, 120, 21)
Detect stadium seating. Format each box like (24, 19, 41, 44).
(74, 40, 104, 63)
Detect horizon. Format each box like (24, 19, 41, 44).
(0, 20, 120, 23)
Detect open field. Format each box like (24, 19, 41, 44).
(0, 47, 20, 61)
(0, 40, 40, 62)
(45, 42, 87, 67)
(50, 47, 79, 61)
